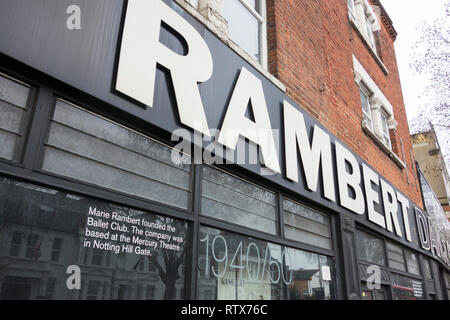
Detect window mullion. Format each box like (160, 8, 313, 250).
(238, 0, 263, 22)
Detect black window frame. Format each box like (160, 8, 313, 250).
(0, 58, 340, 300)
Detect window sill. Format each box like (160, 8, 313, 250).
(362, 120, 406, 169)
(174, 0, 287, 93)
(349, 18, 389, 76)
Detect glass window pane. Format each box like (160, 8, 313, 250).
(365, 15, 375, 48)
(405, 251, 421, 276)
(0, 176, 189, 300)
(355, 230, 385, 265)
(423, 259, 432, 279)
(197, 226, 336, 300)
(0, 74, 31, 162)
(223, 0, 261, 62)
(283, 198, 332, 250)
(42, 99, 192, 210)
(285, 247, 335, 300)
(391, 274, 424, 300)
(359, 88, 371, 115)
(201, 165, 277, 234)
(386, 242, 406, 272)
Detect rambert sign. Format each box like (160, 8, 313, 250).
(114, 0, 449, 266)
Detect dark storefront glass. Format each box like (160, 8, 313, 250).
(0, 176, 189, 300)
(391, 273, 424, 300)
(201, 165, 278, 234)
(42, 99, 192, 210)
(386, 241, 406, 272)
(0, 73, 31, 162)
(283, 198, 332, 250)
(197, 226, 336, 300)
(355, 230, 385, 266)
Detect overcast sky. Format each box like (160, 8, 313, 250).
(380, 0, 449, 167)
(380, 0, 446, 118)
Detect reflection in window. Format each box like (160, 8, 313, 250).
(91, 248, 103, 266)
(405, 250, 421, 276)
(43, 99, 192, 210)
(423, 259, 432, 279)
(45, 278, 56, 300)
(87, 281, 101, 300)
(146, 285, 155, 300)
(25, 234, 40, 260)
(201, 165, 277, 234)
(197, 226, 335, 300)
(0, 176, 189, 300)
(51, 238, 63, 262)
(355, 230, 385, 266)
(9, 231, 22, 257)
(391, 273, 424, 300)
(285, 248, 335, 300)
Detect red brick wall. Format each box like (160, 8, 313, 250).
(267, 0, 423, 208)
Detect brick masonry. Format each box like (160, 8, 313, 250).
(266, 0, 423, 208)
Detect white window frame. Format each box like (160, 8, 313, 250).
(380, 109, 392, 149)
(359, 82, 373, 131)
(222, 0, 268, 68)
(364, 10, 376, 50)
(349, 0, 381, 53)
(347, 0, 356, 22)
(353, 55, 397, 151)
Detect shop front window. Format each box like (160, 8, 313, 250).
(197, 226, 336, 300)
(283, 198, 332, 250)
(391, 274, 424, 300)
(0, 73, 31, 162)
(386, 241, 406, 272)
(355, 230, 386, 266)
(201, 165, 277, 235)
(42, 99, 192, 210)
(0, 176, 189, 300)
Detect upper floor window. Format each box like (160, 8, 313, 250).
(359, 83, 373, 131)
(347, 0, 356, 21)
(222, 0, 267, 67)
(347, 0, 381, 53)
(0, 73, 32, 162)
(380, 110, 392, 149)
(353, 55, 398, 151)
(364, 10, 376, 50)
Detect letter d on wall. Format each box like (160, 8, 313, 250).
(116, 0, 213, 136)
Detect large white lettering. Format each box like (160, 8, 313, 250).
(380, 179, 402, 237)
(217, 67, 281, 174)
(283, 100, 335, 201)
(396, 192, 412, 242)
(336, 142, 365, 215)
(362, 164, 385, 227)
(116, 0, 213, 136)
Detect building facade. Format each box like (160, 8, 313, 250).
(0, 0, 449, 300)
(412, 129, 450, 221)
